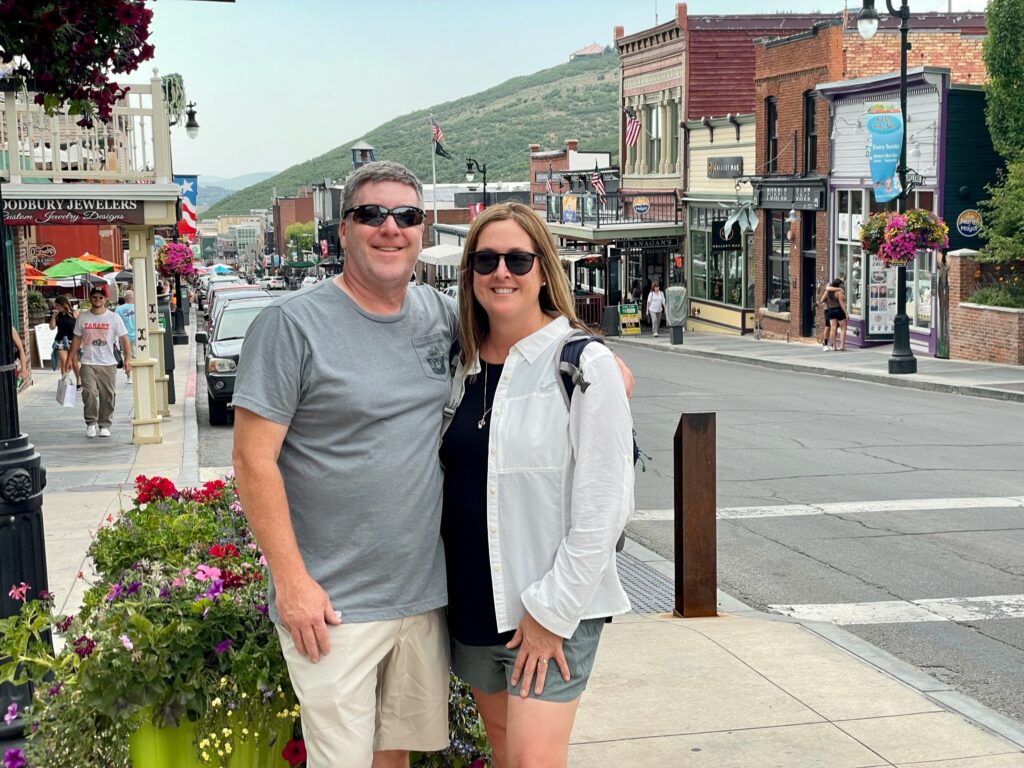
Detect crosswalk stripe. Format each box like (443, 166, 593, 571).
(631, 496, 1024, 522)
(768, 594, 1024, 625)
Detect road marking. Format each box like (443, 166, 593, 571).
(769, 594, 1024, 625)
(631, 496, 1024, 522)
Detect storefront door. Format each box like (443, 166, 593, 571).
(801, 254, 816, 337)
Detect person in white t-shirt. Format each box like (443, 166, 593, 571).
(647, 281, 666, 336)
(63, 288, 132, 438)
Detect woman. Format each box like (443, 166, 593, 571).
(820, 278, 848, 351)
(49, 295, 80, 387)
(647, 280, 665, 336)
(441, 203, 633, 768)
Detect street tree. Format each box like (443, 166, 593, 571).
(284, 222, 314, 257)
(0, 1, 155, 126)
(983, 0, 1024, 160)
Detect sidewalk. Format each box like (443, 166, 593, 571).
(15, 327, 1024, 766)
(607, 328, 1024, 403)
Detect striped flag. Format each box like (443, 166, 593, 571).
(173, 174, 198, 240)
(545, 167, 554, 195)
(625, 112, 642, 148)
(591, 165, 606, 201)
(431, 116, 445, 145)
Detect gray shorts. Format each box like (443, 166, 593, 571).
(451, 618, 605, 703)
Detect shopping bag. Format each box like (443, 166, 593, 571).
(56, 375, 77, 408)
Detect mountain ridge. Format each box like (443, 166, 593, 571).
(203, 52, 620, 218)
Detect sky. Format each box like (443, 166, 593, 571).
(147, 0, 990, 180)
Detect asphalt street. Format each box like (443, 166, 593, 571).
(196, 322, 1024, 727)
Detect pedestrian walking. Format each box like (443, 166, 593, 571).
(49, 295, 81, 388)
(115, 291, 137, 383)
(442, 203, 633, 768)
(647, 280, 666, 336)
(820, 278, 848, 351)
(11, 326, 28, 391)
(63, 288, 132, 438)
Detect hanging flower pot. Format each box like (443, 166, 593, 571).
(859, 209, 949, 268)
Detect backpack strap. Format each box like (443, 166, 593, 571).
(556, 332, 605, 408)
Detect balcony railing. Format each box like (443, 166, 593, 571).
(545, 191, 681, 228)
(0, 72, 172, 185)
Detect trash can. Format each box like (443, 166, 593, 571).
(665, 286, 689, 346)
(602, 305, 619, 337)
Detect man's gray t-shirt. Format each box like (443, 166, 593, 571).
(232, 280, 457, 624)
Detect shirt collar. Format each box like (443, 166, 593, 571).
(511, 315, 570, 365)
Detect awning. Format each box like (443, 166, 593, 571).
(285, 260, 317, 269)
(417, 244, 463, 267)
(559, 249, 604, 264)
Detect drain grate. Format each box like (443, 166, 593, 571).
(616, 551, 676, 613)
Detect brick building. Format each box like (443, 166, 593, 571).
(272, 191, 314, 259)
(751, 13, 988, 344)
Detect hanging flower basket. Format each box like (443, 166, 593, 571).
(859, 209, 949, 268)
(156, 242, 197, 279)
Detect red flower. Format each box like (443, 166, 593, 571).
(281, 739, 307, 767)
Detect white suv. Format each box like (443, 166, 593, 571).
(267, 276, 287, 290)
(301, 275, 319, 288)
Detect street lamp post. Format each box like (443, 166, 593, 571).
(858, 0, 917, 374)
(465, 158, 488, 209)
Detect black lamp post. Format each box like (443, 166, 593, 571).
(858, 0, 917, 375)
(0, 173, 49, 741)
(465, 158, 487, 209)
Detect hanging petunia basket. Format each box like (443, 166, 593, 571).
(859, 208, 949, 268)
(155, 242, 197, 279)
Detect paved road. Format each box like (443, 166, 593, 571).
(196, 331, 1024, 725)
(611, 342, 1024, 726)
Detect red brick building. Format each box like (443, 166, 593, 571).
(272, 191, 314, 257)
(752, 13, 987, 343)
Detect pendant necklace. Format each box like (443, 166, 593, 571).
(478, 361, 493, 429)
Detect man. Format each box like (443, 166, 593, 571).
(64, 288, 132, 437)
(232, 161, 453, 768)
(115, 290, 137, 383)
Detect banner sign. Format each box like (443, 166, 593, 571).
(173, 175, 198, 240)
(707, 156, 744, 178)
(561, 195, 579, 223)
(865, 104, 903, 203)
(618, 302, 641, 335)
(3, 198, 145, 226)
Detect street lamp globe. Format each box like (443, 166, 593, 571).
(465, 163, 475, 183)
(184, 101, 199, 140)
(858, 0, 881, 39)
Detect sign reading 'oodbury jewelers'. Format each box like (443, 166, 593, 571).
(2, 198, 146, 226)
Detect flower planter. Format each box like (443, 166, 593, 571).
(129, 716, 292, 768)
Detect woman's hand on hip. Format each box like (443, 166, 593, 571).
(507, 611, 569, 697)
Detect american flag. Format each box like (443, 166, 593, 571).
(591, 167, 606, 201)
(625, 112, 642, 148)
(173, 174, 198, 240)
(431, 116, 445, 145)
(545, 167, 554, 196)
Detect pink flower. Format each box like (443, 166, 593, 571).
(4, 703, 17, 725)
(120, 634, 133, 651)
(7, 583, 29, 602)
(194, 564, 222, 582)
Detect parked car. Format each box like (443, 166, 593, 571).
(205, 288, 271, 336)
(195, 296, 273, 426)
(267, 276, 287, 290)
(198, 275, 241, 310)
(300, 275, 319, 289)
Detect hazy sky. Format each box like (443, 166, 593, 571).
(147, 0, 989, 179)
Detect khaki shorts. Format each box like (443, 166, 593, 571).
(277, 609, 449, 767)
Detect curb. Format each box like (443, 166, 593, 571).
(181, 317, 200, 485)
(622, 536, 1024, 750)
(606, 338, 1024, 404)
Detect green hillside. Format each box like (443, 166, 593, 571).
(203, 52, 620, 218)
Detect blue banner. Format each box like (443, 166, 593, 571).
(865, 105, 903, 203)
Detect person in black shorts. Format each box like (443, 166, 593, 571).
(49, 295, 81, 386)
(820, 278, 848, 350)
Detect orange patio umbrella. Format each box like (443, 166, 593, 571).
(78, 252, 123, 271)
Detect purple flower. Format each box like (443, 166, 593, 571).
(72, 635, 96, 658)
(3, 748, 26, 768)
(3, 703, 17, 725)
(105, 583, 123, 602)
(214, 638, 232, 654)
(159, 586, 171, 600)
(255, 604, 269, 615)
(205, 579, 224, 601)
(125, 581, 141, 596)
(55, 615, 74, 633)
(47, 683, 63, 697)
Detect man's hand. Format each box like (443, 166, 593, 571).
(275, 572, 342, 663)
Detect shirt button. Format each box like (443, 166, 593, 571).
(492, 565, 500, 573)
(489, 525, 497, 534)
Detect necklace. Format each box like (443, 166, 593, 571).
(478, 362, 493, 429)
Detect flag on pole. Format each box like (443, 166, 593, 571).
(591, 164, 606, 202)
(625, 112, 642, 148)
(468, 202, 484, 221)
(431, 116, 445, 145)
(435, 142, 453, 160)
(545, 166, 554, 196)
(173, 174, 198, 240)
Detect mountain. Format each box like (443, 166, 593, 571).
(201, 171, 277, 192)
(203, 52, 619, 218)
(197, 184, 232, 210)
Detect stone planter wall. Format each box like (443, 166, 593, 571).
(947, 249, 1024, 365)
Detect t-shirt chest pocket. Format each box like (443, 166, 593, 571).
(411, 333, 450, 382)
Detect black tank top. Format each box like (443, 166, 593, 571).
(55, 312, 76, 343)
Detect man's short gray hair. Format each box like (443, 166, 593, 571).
(341, 161, 423, 215)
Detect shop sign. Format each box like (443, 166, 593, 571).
(758, 183, 825, 210)
(956, 209, 982, 238)
(562, 194, 579, 223)
(2, 198, 146, 226)
(865, 104, 904, 203)
(707, 156, 744, 179)
(618, 302, 641, 335)
(28, 244, 57, 268)
(632, 196, 651, 215)
(711, 219, 743, 251)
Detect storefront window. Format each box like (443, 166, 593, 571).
(688, 206, 752, 307)
(708, 252, 724, 302)
(691, 230, 707, 299)
(766, 211, 789, 305)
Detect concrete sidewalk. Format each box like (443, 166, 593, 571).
(15, 327, 1024, 766)
(607, 329, 1024, 403)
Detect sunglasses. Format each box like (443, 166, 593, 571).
(343, 204, 425, 228)
(469, 250, 539, 276)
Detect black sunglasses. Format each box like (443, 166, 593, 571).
(343, 204, 425, 228)
(469, 250, 539, 276)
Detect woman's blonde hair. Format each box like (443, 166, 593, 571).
(457, 202, 585, 365)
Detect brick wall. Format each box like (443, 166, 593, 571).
(843, 30, 987, 85)
(528, 141, 575, 213)
(948, 251, 1024, 365)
